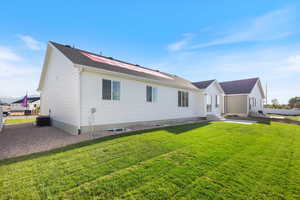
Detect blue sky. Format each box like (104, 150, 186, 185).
(0, 0, 299, 103)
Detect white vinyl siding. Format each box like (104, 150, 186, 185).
(40, 45, 80, 127)
(80, 71, 201, 127)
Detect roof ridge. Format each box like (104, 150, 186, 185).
(220, 77, 259, 84)
(49, 41, 164, 75)
(192, 79, 215, 84)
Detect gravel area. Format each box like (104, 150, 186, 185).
(0, 123, 94, 160)
(0, 119, 207, 160)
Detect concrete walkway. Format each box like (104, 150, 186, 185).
(222, 119, 257, 125)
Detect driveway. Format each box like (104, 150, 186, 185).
(0, 123, 94, 160)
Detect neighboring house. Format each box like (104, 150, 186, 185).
(220, 78, 265, 116)
(11, 97, 40, 113)
(0, 103, 10, 112)
(38, 42, 204, 135)
(192, 80, 225, 116)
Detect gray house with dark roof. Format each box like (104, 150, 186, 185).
(220, 78, 265, 115)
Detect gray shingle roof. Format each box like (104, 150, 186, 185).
(50, 42, 198, 90)
(220, 78, 259, 94)
(192, 80, 215, 89)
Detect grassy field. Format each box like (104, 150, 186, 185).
(0, 121, 300, 199)
(4, 117, 36, 125)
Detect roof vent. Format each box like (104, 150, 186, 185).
(135, 64, 140, 66)
(108, 57, 114, 60)
(64, 45, 71, 48)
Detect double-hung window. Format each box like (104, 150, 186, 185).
(206, 94, 212, 112)
(215, 95, 220, 108)
(146, 86, 157, 102)
(102, 79, 120, 100)
(178, 91, 189, 107)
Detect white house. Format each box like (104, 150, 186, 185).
(192, 80, 225, 117)
(10, 97, 40, 113)
(38, 42, 265, 135)
(220, 78, 265, 116)
(38, 42, 205, 135)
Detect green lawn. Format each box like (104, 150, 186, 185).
(4, 117, 36, 125)
(0, 121, 300, 199)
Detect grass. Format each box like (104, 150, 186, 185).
(268, 114, 300, 121)
(0, 121, 300, 199)
(4, 117, 36, 125)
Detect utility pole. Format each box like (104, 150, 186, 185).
(265, 82, 268, 105)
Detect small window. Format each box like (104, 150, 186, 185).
(178, 91, 189, 107)
(146, 86, 157, 102)
(206, 95, 212, 112)
(102, 79, 120, 100)
(215, 95, 220, 108)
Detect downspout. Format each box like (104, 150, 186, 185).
(78, 66, 83, 135)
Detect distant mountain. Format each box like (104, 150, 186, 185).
(0, 95, 40, 104)
(0, 97, 19, 104)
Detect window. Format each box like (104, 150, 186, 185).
(102, 79, 120, 100)
(102, 79, 111, 100)
(112, 81, 120, 100)
(146, 86, 157, 102)
(206, 95, 212, 112)
(178, 91, 189, 107)
(215, 95, 220, 108)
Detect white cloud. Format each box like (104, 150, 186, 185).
(0, 61, 40, 97)
(190, 8, 294, 49)
(0, 46, 22, 61)
(284, 55, 300, 71)
(18, 35, 44, 50)
(155, 44, 300, 104)
(167, 33, 194, 51)
(0, 45, 41, 97)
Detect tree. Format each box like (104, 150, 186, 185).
(271, 98, 279, 106)
(288, 97, 300, 108)
(294, 101, 300, 108)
